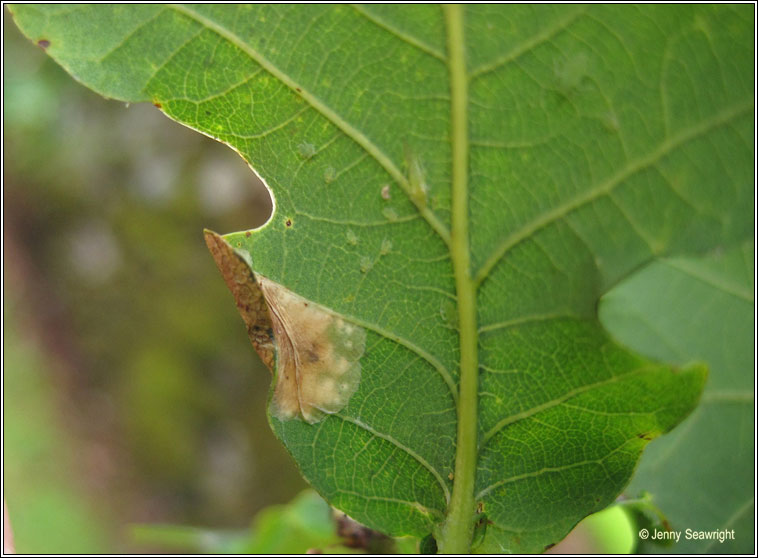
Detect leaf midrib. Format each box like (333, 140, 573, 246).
(438, 5, 479, 553)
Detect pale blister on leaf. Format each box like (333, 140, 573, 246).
(205, 230, 365, 424)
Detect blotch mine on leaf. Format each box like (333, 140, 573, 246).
(359, 256, 372, 273)
(382, 207, 398, 222)
(346, 229, 358, 246)
(440, 298, 458, 328)
(472, 513, 488, 548)
(204, 230, 275, 370)
(204, 230, 365, 424)
(554, 52, 589, 95)
(297, 142, 316, 159)
(380, 184, 391, 200)
(602, 111, 619, 133)
(324, 165, 336, 183)
(404, 146, 428, 207)
(379, 238, 392, 255)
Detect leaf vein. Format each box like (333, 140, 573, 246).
(479, 312, 583, 334)
(475, 101, 754, 286)
(337, 314, 458, 406)
(469, 7, 588, 80)
(169, 3, 452, 247)
(334, 413, 451, 505)
(223, 104, 308, 140)
(702, 497, 754, 552)
(94, 7, 167, 65)
(664, 260, 754, 302)
(480, 365, 658, 447)
(351, 4, 446, 61)
(476, 437, 636, 500)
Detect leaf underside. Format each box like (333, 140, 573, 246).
(601, 240, 755, 554)
(11, 4, 752, 552)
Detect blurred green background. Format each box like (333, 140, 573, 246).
(3, 7, 310, 552)
(3, 7, 636, 553)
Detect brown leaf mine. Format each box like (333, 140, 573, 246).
(204, 230, 276, 369)
(204, 230, 365, 424)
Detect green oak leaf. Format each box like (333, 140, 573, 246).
(600, 240, 754, 554)
(10, 4, 753, 553)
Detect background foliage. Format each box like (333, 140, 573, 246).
(4, 8, 305, 551)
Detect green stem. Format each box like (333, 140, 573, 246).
(438, 4, 478, 554)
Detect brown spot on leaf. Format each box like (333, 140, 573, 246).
(285, 219, 292, 227)
(306, 348, 319, 363)
(153, 102, 162, 109)
(37, 39, 50, 49)
(245, 231, 252, 237)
